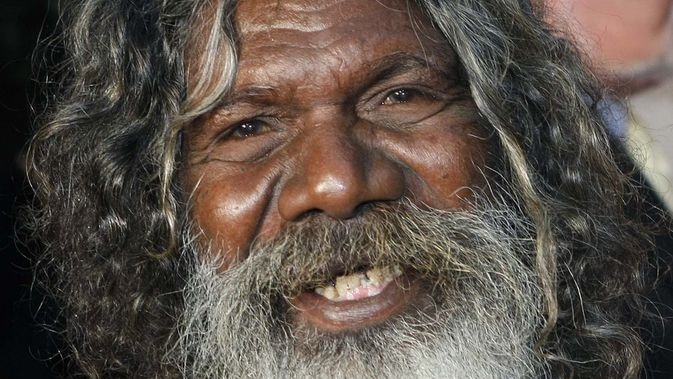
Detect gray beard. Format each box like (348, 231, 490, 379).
(168, 200, 549, 379)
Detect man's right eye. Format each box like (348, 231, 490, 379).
(199, 116, 282, 163)
(227, 119, 266, 139)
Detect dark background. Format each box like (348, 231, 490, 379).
(1, 1, 61, 378)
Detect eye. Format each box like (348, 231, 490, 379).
(192, 111, 285, 163)
(381, 88, 431, 105)
(362, 86, 449, 127)
(228, 119, 266, 139)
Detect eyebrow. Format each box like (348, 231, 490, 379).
(218, 51, 457, 109)
(218, 86, 281, 108)
(364, 51, 453, 87)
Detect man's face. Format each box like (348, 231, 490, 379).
(184, 0, 486, 328)
(176, 2, 545, 376)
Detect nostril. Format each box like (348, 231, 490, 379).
(292, 209, 323, 223)
(277, 164, 369, 221)
(350, 201, 379, 219)
(277, 128, 406, 222)
(293, 201, 394, 224)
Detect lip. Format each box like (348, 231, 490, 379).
(289, 274, 419, 332)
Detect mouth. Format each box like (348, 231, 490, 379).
(289, 265, 420, 332)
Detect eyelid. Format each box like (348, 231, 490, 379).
(359, 65, 451, 98)
(213, 115, 280, 143)
(208, 101, 284, 125)
(360, 84, 446, 110)
(229, 119, 265, 138)
(381, 87, 440, 104)
(200, 114, 286, 164)
(208, 101, 280, 126)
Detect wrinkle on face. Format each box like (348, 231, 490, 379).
(235, 0, 448, 98)
(237, 0, 408, 35)
(183, 0, 488, 268)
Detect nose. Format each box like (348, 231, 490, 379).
(277, 124, 405, 221)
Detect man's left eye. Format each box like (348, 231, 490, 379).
(381, 88, 432, 105)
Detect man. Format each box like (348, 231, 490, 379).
(27, 0, 665, 378)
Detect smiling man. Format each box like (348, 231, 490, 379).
(27, 0, 664, 378)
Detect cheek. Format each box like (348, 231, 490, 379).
(185, 165, 281, 269)
(387, 127, 488, 209)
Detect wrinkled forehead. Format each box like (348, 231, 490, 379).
(236, 0, 418, 35)
(231, 0, 454, 90)
(234, 0, 445, 46)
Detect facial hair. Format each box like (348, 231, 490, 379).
(168, 200, 548, 379)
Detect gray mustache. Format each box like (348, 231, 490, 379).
(203, 199, 537, 298)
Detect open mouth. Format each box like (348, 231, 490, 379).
(313, 265, 403, 301)
(289, 265, 420, 332)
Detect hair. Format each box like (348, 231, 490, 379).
(25, 0, 663, 377)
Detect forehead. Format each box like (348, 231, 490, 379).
(233, 0, 453, 90)
(236, 0, 425, 36)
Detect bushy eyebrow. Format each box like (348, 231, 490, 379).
(218, 51, 456, 110)
(218, 86, 281, 108)
(364, 51, 447, 86)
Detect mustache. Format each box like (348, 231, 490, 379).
(187, 198, 537, 301)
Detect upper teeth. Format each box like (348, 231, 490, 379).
(314, 265, 402, 302)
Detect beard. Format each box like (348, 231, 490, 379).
(168, 199, 548, 379)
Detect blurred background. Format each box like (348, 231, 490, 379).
(546, 0, 673, 212)
(0, 1, 671, 378)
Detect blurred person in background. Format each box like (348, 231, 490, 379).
(546, 0, 673, 210)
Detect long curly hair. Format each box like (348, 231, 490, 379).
(26, 0, 662, 377)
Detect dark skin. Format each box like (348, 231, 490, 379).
(183, 0, 487, 280)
